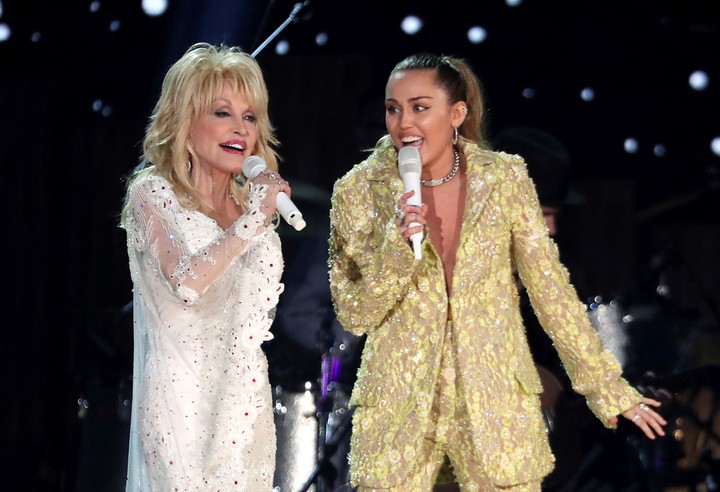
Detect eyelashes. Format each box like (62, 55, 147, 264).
(212, 110, 257, 123)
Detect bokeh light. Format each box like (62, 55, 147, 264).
(275, 39, 290, 55)
(315, 32, 328, 46)
(689, 70, 709, 91)
(0, 23, 10, 42)
(467, 26, 487, 44)
(624, 138, 639, 154)
(142, 0, 168, 17)
(711, 137, 720, 157)
(401, 15, 423, 35)
(580, 87, 595, 101)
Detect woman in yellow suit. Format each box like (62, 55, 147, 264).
(328, 53, 666, 492)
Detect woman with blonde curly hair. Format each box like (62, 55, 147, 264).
(121, 42, 290, 491)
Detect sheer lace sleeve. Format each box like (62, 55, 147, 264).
(125, 175, 269, 304)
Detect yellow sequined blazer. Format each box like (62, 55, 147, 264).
(328, 141, 642, 488)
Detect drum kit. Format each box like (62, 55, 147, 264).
(268, 317, 361, 492)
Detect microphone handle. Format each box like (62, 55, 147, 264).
(401, 173, 423, 259)
(410, 233, 422, 259)
(276, 192, 306, 231)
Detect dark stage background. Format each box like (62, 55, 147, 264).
(1, 0, 719, 491)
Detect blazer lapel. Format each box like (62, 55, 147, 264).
(459, 145, 496, 245)
(363, 143, 497, 255)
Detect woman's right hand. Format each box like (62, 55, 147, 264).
(395, 190, 427, 244)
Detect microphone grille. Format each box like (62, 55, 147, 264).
(398, 146, 422, 175)
(242, 155, 266, 179)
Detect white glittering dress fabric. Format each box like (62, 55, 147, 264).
(123, 174, 284, 491)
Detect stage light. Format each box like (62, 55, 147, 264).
(624, 138, 638, 154)
(467, 26, 487, 44)
(580, 87, 595, 101)
(653, 144, 666, 157)
(92, 100, 103, 112)
(689, 70, 709, 91)
(711, 137, 720, 157)
(142, 0, 168, 17)
(401, 15, 423, 35)
(275, 39, 289, 55)
(0, 1, 3, 18)
(0, 23, 10, 42)
(315, 32, 328, 46)
(31, 32, 40, 42)
(506, 0, 523, 6)
(109, 20, 121, 32)
(90, 1, 100, 13)
(522, 87, 536, 99)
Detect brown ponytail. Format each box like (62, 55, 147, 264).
(389, 53, 490, 149)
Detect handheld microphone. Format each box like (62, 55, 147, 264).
(397, 146, 423, 259)
(242, 156, 306, 231)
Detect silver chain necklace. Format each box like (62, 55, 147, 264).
(421, 149, 460, 187)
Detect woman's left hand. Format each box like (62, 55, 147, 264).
(610, 397, 667, 439)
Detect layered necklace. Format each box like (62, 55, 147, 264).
(421, 148, 460, 187)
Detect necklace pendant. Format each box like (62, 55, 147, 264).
(423, 178, 444, 187)
(421, 149, 460, 187)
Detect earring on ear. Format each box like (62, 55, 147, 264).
(461, 105, 468, 115)
(452, 126, 459, 145)
(187, 156, 192, 173)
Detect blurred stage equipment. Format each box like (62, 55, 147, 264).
(587, 296, 630, 369)
(297, 341, 357, 492)
(632, 365, 720, 491)
(583, 239, 718, 491)
(70, 303, 134, 492)
(264, 178, 362, 491)
(272, 384, 319, 492)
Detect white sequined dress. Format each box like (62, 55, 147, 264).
(123, 174, 284, 491)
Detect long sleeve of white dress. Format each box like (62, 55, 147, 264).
(124, 174, 284, 491)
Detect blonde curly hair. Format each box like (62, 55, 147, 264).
(121, 42, 280, 225)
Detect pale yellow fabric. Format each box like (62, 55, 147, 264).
(328, 141, 642, 489)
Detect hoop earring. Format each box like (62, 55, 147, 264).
(452, 126, 459, 145)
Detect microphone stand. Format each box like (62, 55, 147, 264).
(251, 1, 311, 58)
(297, 305, 355, 492)
(297, 405, 356, 492)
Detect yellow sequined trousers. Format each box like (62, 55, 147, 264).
(357, 321, 541, 492)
